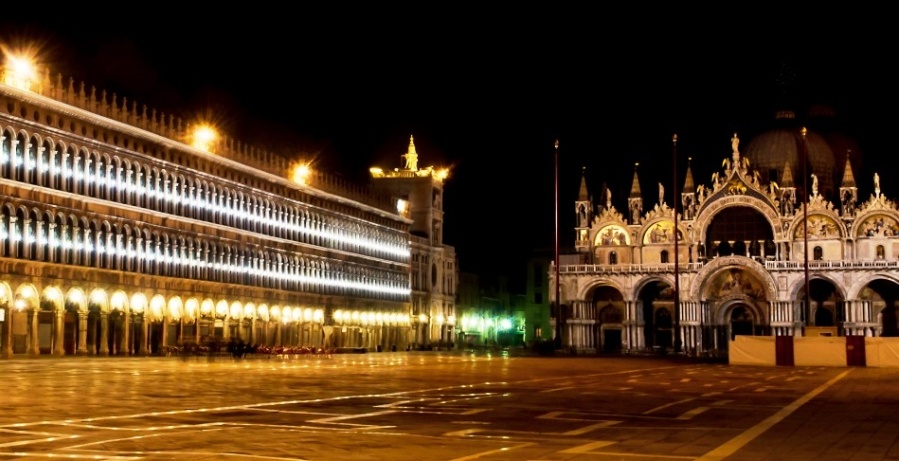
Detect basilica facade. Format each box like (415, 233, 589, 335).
(556, 114, 899, 358)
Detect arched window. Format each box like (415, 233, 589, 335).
(609, 251, 618, 265)
(813, 246, 823, 261)
(660, 250, 669, 264)
(877, 245, 886, 260)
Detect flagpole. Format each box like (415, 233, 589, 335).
(554, 139, 561, 350)
(801, 128, 810, 328)
(672, 134, 681, 354)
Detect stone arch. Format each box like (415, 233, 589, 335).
(690, 256, 778, 301)
(788, 211, 846, 240)
(14, 283, 39, 310)
(694, 194, 782, 243)
(130, 293, 149, 315)
(200, 298, 215, 318)
(65, 287, 89, 313)
(89, 288, 110, 314)
(633, 276, 679, 350)
(578, 278, 627, 301)
(790, 273, 848, 302)
(215, 299, 229, 318)
(110, 290, 129, 313)
(0, 282, 12, 304)
(713, 295, 766, 326)
(148, 294, 166, 321)
(39, 286, 64, 316)
(184, 297, 200, 320)
(846, 272, 899, 300)
(168, 296, 184, 321)
(639, 217, 687, 244)
(258, 304, 270, 322)
(853, 209, 899, 239)
(632, 275, 676, 301)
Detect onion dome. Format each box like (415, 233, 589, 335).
(744, 110, 837, 199)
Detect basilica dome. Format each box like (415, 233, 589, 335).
(744, 110, 838, 199)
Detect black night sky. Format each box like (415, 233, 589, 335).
(1, 10, 894, 284)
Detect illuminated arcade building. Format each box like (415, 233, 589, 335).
(557, 119, 899, 357)
(370, 137, 457, 349)
(0, 52, 426, 358)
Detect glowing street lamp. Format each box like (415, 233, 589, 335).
(191, 125, 217, 153)
(292, 163, 312, 185)
(2, 52, 38, 91)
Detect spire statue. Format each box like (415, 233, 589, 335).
(402, 135, 419, 171)
(731, 132, 740, 166)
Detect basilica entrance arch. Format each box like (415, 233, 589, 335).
(797, 278, 844, 336)
(697, 259, 774, 354)
(861, 279, 899, 336)
(635, 279, 675, 352)
(713, 297, 765, 352)
(587, 286, 625, 353)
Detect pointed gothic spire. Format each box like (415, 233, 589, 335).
(629, 163, 642, 198)
(683, 157, 695, 192)
(578, 167, 589, 201)
(840, 150, 856, 188)
(781, 159, 795, 188)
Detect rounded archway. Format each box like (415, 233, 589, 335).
(587, 285, 625, 353)
(636, 280, 675, 351)
(705, 206, 775, 260)
(797, 278, 844, 336)
(862, 279, 899, 336)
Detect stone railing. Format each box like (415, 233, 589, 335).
(558, 262, 705, 274)
(558, 259, 899, 274)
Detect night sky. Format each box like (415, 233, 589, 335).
(1, 11, 894, 283)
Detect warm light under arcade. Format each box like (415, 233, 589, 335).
(2, 53, 38, 91)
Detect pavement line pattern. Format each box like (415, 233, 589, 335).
(696, 369, 852, 461)
(643, 398, 696, 414)
(449, 442, 536, 461)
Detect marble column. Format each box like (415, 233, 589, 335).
(28, 308, 39, 356)
(54, 308, 65, 356)
(77, 311, 88, 355)
(98, 312, 109, 355)
(123, 311, 131, 355)
(138, 314, 149, 355)
(1, 305, 11, 358)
